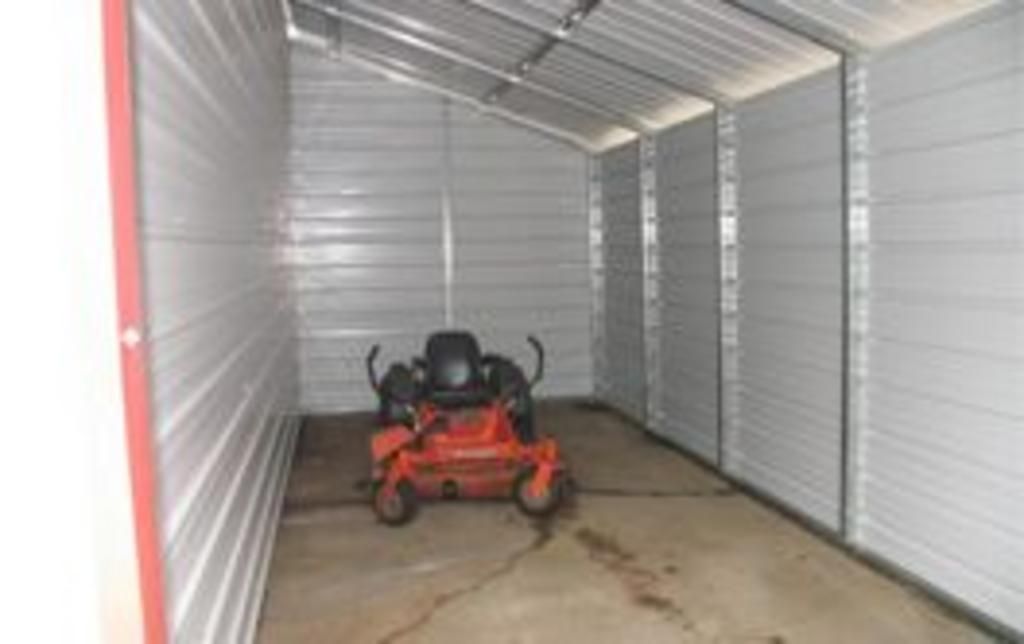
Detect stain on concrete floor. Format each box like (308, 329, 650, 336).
(257, 401, 993, 644)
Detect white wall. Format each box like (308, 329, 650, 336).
(133, 1, 299, 640)
(858, 3, 1024, 633)
(288, 51, 592, 412)
(732, 68, 844, 530)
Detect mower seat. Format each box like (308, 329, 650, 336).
(423, 331, 492, 409)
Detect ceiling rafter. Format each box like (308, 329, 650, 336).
(484, 0, 602, 105)
(289, 28, 600, 152)
(459, 0, 724, 106)
(295, 0, 649, 134)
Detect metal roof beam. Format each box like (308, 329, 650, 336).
(460, 0, 724, 106)
(485, 0, 602, 104)
(296, 0, 649, 134)
(718, 0, 859, 56)
(289, 28, 600, 152)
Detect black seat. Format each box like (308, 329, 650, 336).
(423, 331, 491, 409)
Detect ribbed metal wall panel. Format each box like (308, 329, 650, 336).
(289, 52, 592, 412)
(654, 114, 720, 462)
(600, 142, 646, 421)
(859, 4, 1024, 634)
(732, 68, 844, 529)
(289, 51, 447, 412)
(449, 104, 592, 398)
(133, 0, 298, 641)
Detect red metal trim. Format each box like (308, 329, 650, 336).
(102, 0, 169, 641)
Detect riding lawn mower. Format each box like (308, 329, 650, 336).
(365, 331, 569, 525)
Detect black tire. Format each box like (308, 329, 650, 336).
(372, 479, 418, 526)
(513, 468, 565, 518)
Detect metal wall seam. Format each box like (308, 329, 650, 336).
(716, 109, 740, 470)
(640, 135, 661, 431)
(588, 156, 608, 399)
(442, 99, 456, 327)
(841, 54, 870, 539)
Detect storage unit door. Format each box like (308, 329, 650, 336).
(449, 105, 592, 397)
(288, 54, 447, 413)
(600, 141, 646, 422)
(859, 4, 1024, 633)
(732, 68, 844, 529)
(654, 115, 720, 461)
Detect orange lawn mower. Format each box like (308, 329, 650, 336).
(365, 331, 569, 525)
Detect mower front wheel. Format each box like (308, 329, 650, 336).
(372, 479, 418, 526)
(513, 468, 565, 518)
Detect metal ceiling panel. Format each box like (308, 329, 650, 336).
(499, 85, 634, 149)
(575, 0, 835, 99)
(290, 0, 998, 150)
(331, 0, 543, 71)
(332, 20, 500, 98)
(473, 0, 580, 27)
(531, 44, 711, 129)
(753, 0, 1000, 49)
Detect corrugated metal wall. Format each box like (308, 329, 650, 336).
(448, 104, 592, 397)
(654, 114, 720, 462)
(732, 68, 844, 529)
(858, 4, 1024, 632)
(288, 52, 591, 412)
(599, 141, 647, 422)
(133, 1, 299, 641)
(288, 51, 447, 412)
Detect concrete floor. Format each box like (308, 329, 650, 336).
(258, 401, 991, 644)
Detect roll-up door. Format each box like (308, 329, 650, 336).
(449, 105, 592, 398)
(600, 142, 646, 422)
(654, 115, 720, 461)
(732, 68, 844, 529)
(859, 4, 1024, 632)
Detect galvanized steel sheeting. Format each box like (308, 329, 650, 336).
(288, 52, 592, 412)
(654, 115, 720, 462)
(858, 3, 1024, 632)
(449, 104, 593, 397)
(732, 68, 844, 530)
(287, 0, 990, 150)
(133, 0, 299, 640)
(599, 141, 647, 422)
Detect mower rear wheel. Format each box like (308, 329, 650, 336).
(372, 479, 418, 526)
(513, 468, 565, 518)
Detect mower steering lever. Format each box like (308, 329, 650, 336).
(366, 344, 381, 391)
